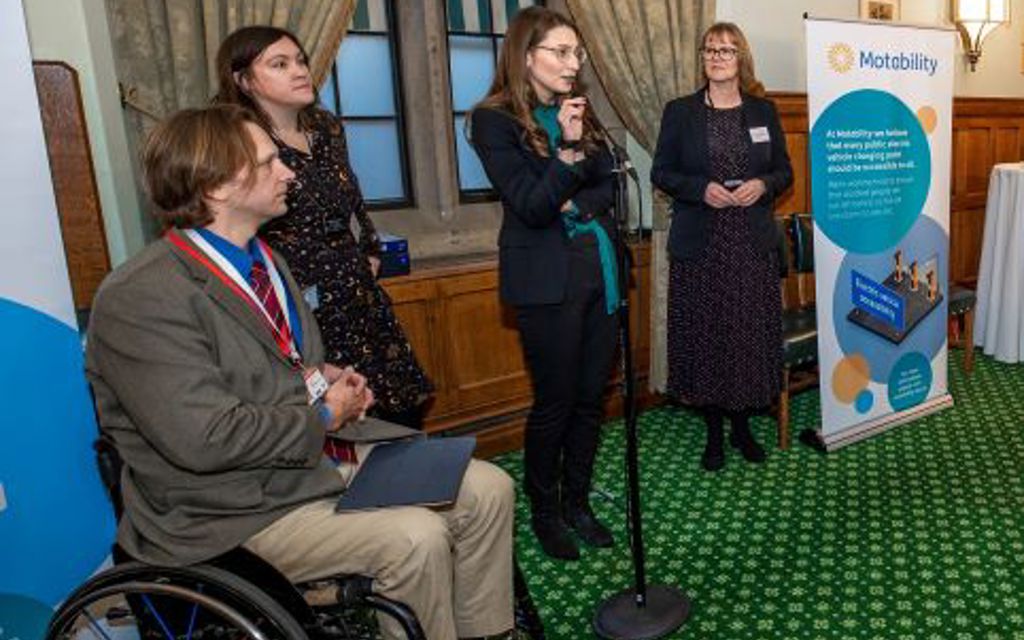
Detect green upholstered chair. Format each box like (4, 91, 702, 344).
(776, 213, 819, 450)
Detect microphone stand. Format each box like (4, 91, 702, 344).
(592, 126, 691, 640)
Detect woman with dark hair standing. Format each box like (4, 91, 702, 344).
(652, 22, 792, 472)
(470, 6, 619, 560)
(213, 27, 431, 429)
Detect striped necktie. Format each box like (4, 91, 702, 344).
(249, 260, 288, 338)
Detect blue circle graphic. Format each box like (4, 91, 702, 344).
(888, 352, 933, 411)
(811, 89, 931, 253)
(855, 389, 874, 414)
(833, 215, 947, 383)
(0, 594, 53, 640)
(0, 299, 115, 609)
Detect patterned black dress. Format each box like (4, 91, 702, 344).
(260, 109, 432, 415)
(666, 104, 782, 411)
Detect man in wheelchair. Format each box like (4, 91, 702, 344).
(84, 104, 516, 640)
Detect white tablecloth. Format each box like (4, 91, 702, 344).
(973, 163, 1024, 362)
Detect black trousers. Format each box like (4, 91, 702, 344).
(514, 239, 619, 513)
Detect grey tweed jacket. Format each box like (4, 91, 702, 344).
(86, 229, 344, 566)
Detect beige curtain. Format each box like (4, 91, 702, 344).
(565, 0, 714, 392)
(105, 0, 356, 237)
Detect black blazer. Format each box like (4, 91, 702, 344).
(470, 106, 614, 305)
(651, 90, 793, 261)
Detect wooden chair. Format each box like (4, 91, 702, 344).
(776, 213, 819, 450)
(948, 285, 977, 375)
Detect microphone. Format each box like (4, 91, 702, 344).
(584, 101, 640, 182)
(557, 90, 639, 182)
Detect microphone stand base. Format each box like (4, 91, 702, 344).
(593, 584, 691, 640)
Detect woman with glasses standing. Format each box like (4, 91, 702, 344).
(470, 6, 619, 560)
(213, 27, 432, 429)
(652, 22, 792, 472)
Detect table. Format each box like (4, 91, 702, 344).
(973, 163, 1024, 363)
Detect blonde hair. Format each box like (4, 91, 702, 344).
(700, 22, 765, 97)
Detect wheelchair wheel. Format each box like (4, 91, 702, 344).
(47, 561, 309, 640)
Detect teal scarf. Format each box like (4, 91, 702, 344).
(532, 104, 620, 315)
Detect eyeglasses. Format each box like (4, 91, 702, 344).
(533, 45, 588, 65)
(701, 46, 740, 61)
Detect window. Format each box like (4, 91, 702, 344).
(320, 0, 411, 208)
(446, 0, 542, 200)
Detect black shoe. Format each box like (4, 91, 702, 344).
(531, 514, 580, 560)
(564, 502, 614, 548)
(513, 558, 547, 640)
(729, 426, 766, 463)
(701, 441, 725, 471)
(701, 411, 725, 471)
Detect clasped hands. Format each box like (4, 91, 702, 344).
(317, 363, 375, 432)
(704, 179, 766, 209)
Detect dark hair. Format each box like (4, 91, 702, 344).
(700, 22, 765, 97)
(472, 6, 600, 157)
(143, 105, 258, 229)
(212, 26, 320, 132)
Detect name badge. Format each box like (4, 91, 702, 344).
(304, 368, 330, 405)
(749, 126, 770, 143)
(303, 285, 320, 311)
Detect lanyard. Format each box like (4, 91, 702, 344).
(166, 229, 301, 367)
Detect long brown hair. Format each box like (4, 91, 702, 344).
(212, 26, 321, 133)
(472, 6, 601, 156)
(700, 22, 765, 97)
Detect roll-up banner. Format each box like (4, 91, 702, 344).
(806, 17, 955, 450)
(0, 1, 115, 636)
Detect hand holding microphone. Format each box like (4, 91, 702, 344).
(557, 95, 587, 143)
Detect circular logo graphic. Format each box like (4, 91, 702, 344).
(916, 105, 938, 134)
(888, 352, 933, 411)
(0, 299, 115, 609)
(0, 594, 53, 640)
(828, 43, 855, 73)
(811, 89, 931, 253)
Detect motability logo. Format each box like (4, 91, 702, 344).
(827, 42, 938, 76)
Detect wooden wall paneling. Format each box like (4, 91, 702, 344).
(772, 92, 811, 216)
(963, 126, 994, 200)
(994, 127, 1021, 165)
(382, 275, 442, 406)
(434, 268, 531, 424)
(626, 243, 651, 378)
(33, 61, 110, 310)
(777, 132, 809, 215)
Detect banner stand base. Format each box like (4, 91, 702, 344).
(818, 394, 954, 452)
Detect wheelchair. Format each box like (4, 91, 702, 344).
(46, 437, 546, 640)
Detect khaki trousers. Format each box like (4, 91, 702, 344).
(245, 457, 515, 640)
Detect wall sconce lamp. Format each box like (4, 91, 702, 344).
(952, 0, 1010, 71)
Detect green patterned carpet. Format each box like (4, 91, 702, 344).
(495, 351, 1024, 640)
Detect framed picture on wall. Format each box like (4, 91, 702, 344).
(859, 0, 901, 21)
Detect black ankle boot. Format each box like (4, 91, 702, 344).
(564, 499, 614, 548)
(531, 511, 579, 560)
(702, 416, 725, 472)
(729, 417, 766, 463)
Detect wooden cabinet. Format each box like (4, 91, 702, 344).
(383, 243, 652, 456)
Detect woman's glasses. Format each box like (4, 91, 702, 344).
(701, 46, 739, 61)
(534, 45, 588, 65)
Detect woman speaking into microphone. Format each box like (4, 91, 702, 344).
(470, 6, 619, 561)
